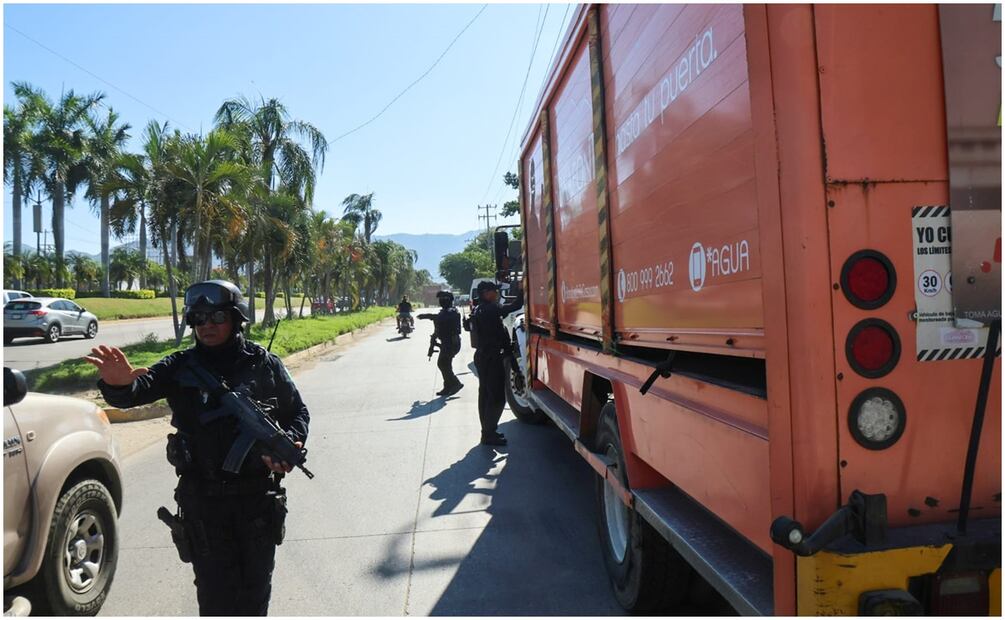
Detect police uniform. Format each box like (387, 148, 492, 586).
(418, 292, 463, 395)
(469, 282, 523, 444)
(98, 281, 309, 616)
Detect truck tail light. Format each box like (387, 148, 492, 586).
(846, 319, 900, 378)
(841, 250, 896, 309)
(849, 388, 906, 450)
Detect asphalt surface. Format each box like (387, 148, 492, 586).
(97, 322, 628, 615)
(3, 317, 176, 372)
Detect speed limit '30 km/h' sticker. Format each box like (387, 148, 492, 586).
(911, 205, 992, 361)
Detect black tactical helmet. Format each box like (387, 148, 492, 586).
(183, 280, 251, 323)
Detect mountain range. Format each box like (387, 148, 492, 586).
(376, 230, 481, 277)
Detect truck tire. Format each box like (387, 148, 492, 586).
(594, 403, 693, 612)
(504, 356, 546, 424)
(30, 480, 118, 616)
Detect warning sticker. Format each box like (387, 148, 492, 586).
(912, 205, 998, 361)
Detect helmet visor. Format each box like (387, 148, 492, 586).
(184, 283, 235, 308)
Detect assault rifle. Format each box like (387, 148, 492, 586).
(427, 335, 439, 360)
(178, 361, 315, 479)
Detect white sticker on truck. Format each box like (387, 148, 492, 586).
(912, 205, 996, 361)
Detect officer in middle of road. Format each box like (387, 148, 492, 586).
(418, 290, 464, 397)
(469, 280, 523, 446)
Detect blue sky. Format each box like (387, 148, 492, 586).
(3, 3, 574, 256)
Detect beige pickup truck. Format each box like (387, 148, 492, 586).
(3, 368, 123, 616)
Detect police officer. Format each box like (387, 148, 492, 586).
(84, 280, 310, 616)
(418, 290, 463, 396)
(469, 280, 523, 446)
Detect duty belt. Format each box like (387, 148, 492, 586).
(177, 474, 279, 497)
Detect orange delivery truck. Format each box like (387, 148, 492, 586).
(491, 4, 1002, 615)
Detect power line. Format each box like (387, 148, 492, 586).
(331, 4, 488, 144)
(4, 22, 192, 131)
(479, 3, 550, 204)
(488, 2, 574, 209)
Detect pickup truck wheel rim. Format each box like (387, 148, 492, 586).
(603, 444, 630, 564)
(62, 510, 104, 594)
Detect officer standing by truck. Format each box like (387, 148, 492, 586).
(469, 280, 523, 446)
(84, 280, 310, 616)
(418, 290, 464, 396)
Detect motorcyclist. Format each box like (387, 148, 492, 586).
(85, 280, 310, 616)
(396, 296, 414, 332)
(418, 290, 463, 396)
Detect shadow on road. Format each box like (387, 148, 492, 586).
(388, 396, 459, 421)
(386, 336, 409, 342)
(466, 361, 479, 378)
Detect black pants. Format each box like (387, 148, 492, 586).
(437, 344, 460, 389)
(474, 351, 506, 435)
(176, 488, 281, 616)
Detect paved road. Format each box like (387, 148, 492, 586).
(98, 323, 627, 615)
(3, 317, 176, 372)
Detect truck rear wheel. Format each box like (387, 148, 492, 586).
(31, 480, 118, 616)
(595, 403, 693, 612)
(504, 356, 546, 424)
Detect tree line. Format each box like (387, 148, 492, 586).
(4, 83, 433, 339)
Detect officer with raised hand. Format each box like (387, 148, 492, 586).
(418, 290, 464, 396)
(84, 280, 309, 616)
(469, 280, 523, 446)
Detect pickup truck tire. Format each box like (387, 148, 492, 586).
(504, 356, 546, 424)
(31, 480, 118, 616)
(595, 403, 693, 612)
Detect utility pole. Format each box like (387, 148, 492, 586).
(477, 203, 497, 250)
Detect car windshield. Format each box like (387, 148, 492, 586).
(6, 301, 41, 311)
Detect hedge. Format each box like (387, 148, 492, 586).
(110, 289, 156, 299)
(29, 288, 76, 299)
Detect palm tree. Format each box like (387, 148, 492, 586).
(14, 83, 105, 286)
(3, 243, 26, 288)
(106, 121, 170, 290)
(109, 247, 145, 290)
(4, 90, 42, 287)
(342, 193, 381, 243)
(68, 252, 100, 292)
(166, 130, 250, 281)
(84, 107, 131, 297)
(215, 95, 328, 325)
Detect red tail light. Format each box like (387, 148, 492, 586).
(841, 250, 896, 309)
(28, 310, 46, 316)
(846, 319, 900, 378)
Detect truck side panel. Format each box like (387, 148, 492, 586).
(522, 131, 552, 331)
(602, 4, 764, 355)
(550, 37, 603, 339)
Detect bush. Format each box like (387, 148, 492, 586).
(111, 289, 155, 300)
(30, 288, 76, 299)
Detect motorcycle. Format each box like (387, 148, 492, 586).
(397, 315, 414, 338)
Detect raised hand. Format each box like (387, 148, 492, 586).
(83, 345, 149, 386)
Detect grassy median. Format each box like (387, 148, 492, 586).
(75, 296, 309, 321)
(26, 307, 395, 394)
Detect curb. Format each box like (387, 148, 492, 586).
(103, 317, 393, 424)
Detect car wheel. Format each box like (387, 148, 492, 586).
(31, 480, 118, 616)
(504, 356, 546, 424)
(595, 403, 693, 612)
(46, 324, 61, 344)
(84, 322, 98, 339)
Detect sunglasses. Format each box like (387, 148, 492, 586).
(186, 309, 230, 327)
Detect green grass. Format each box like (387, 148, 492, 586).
(26, 307, 395, 394)
(76, 296, 308, 321)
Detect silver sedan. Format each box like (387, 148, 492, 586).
(3, 297, 100, 345)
